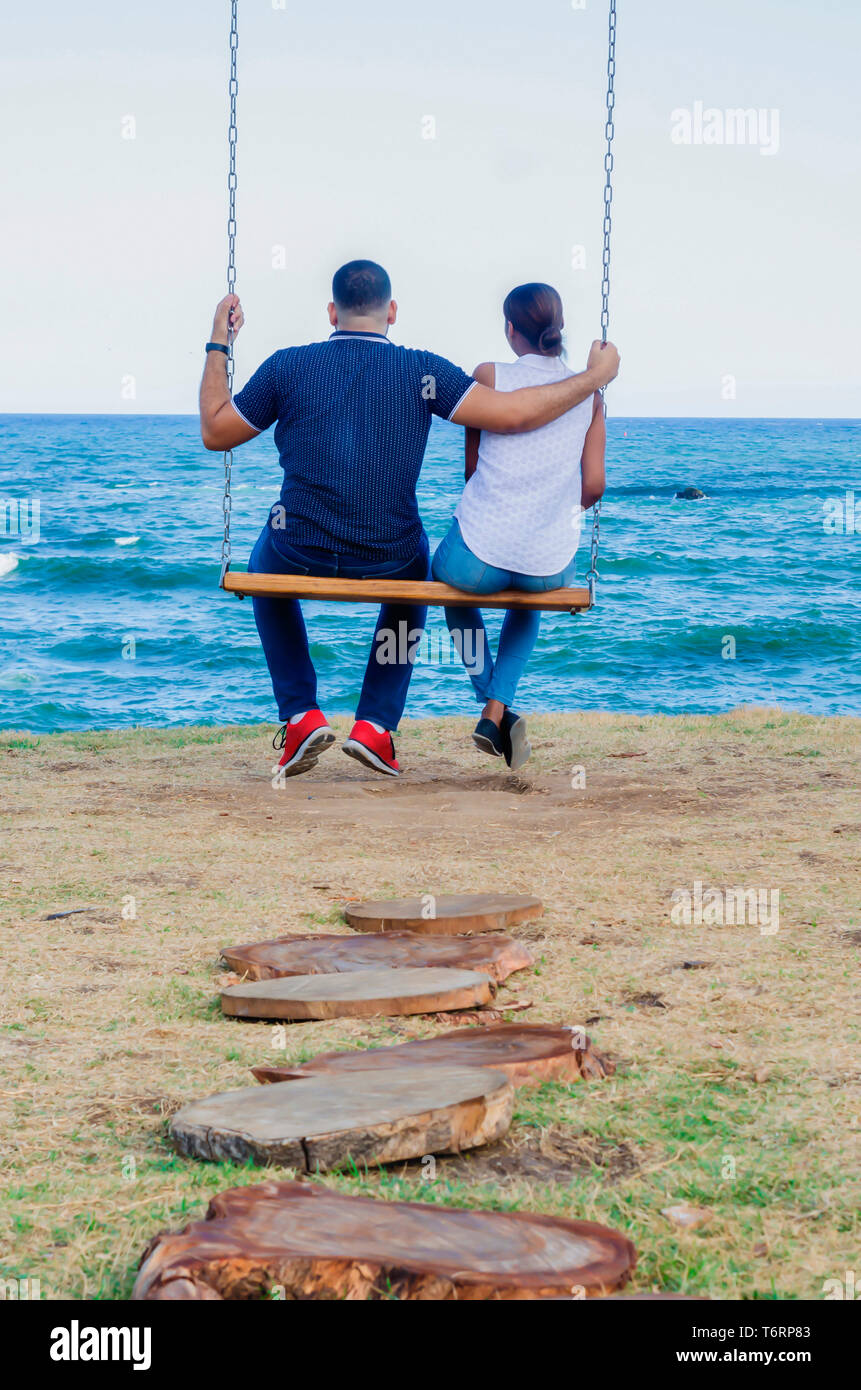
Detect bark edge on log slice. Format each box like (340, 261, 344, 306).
(221, 966, 495, 1021)
(344, 892, 543, 936)
(221, 932, 533, 983)
(169, 1064, 513, 1171)
(252, 1023, 615, 1088)
(132, 1180, 636, 1301)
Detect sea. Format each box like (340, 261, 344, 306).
(1, 415, 859, 733)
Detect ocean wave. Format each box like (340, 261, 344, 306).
(0, 664, 39, 689)
(19, 555, 219, 590)
(573, 620, 859, 662)
(0, 553, 19, 578)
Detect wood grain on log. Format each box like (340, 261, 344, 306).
(221, 932, 532, 983)
(221, 966, 495, 1021)
(344, 893, 543, 936)
(252, 1023, 614, 1089)
(133, 1180, 636, 1301)
(170, 1064, 513, 1171)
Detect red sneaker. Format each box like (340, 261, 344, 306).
(342, 721, 400, 777)
(272, 710, 335, 779)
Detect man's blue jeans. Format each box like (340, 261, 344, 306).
(248, 523, 430, 731)
(432, 520, 578, 709)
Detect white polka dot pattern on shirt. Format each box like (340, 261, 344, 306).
(455, 355, 593, 575)
(232, 333, 476, 562)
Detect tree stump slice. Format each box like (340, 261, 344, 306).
(344, 892, 542, 936)
(221, 932, 533, 984)
(169, 1064, 512, 1171)
(252, 1023, 614, 1088)
(221, 966, 495, 1021)
(133, 1180, 636, 1301)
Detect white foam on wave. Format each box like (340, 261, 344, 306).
(0, 553, 19, 578)
(114, 536, 140, 547)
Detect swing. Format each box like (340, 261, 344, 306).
(217, 1, 616, 615)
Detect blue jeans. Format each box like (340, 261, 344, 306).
(248, 523, 430, 730)
(432, 520, 578, 709)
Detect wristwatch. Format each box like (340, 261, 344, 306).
(205, 341, 230, 355)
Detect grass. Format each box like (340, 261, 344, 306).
(0, 708, 859, 1299)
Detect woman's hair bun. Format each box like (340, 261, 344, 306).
(538, 325, 563, 353)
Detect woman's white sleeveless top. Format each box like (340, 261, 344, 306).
(454, 353, 593, 575)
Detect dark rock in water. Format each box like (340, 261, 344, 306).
(675, 486, 707, 500)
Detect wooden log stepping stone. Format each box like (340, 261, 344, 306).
(132, 1179, 636, 1300)
(221, 931, 533, 983)
(252, 1023, 615, 1088)
(344, 892, 543, 936)
(220, 966, 494, 1021)
(169, 1064, 512, 1170)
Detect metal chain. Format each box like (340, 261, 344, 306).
(220, 0, 239, 586)
(600, 0, 616, 347)
(586, 0, 616, 605)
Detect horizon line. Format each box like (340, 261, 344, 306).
(1, 412, 859, 424)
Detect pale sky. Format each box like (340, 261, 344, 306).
(2, 0, 859, 416)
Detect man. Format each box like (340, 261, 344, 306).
(200, 260, 620, 779)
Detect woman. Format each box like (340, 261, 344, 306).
(432, 282, 606, 770)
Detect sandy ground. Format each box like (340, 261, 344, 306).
(0, 708, 859, 1299)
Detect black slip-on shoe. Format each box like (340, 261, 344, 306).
(502, 708, 532, 771)
(472, 718, 505, 759)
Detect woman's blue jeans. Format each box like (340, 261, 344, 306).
(249, 522, 430, 730)
(432, 520, 578, 709)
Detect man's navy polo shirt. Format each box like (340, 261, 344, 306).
(232, 331, 477, 562)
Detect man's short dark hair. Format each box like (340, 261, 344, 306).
(332, 260, 392, 314)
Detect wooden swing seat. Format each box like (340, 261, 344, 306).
(222, 571, 592, 612)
